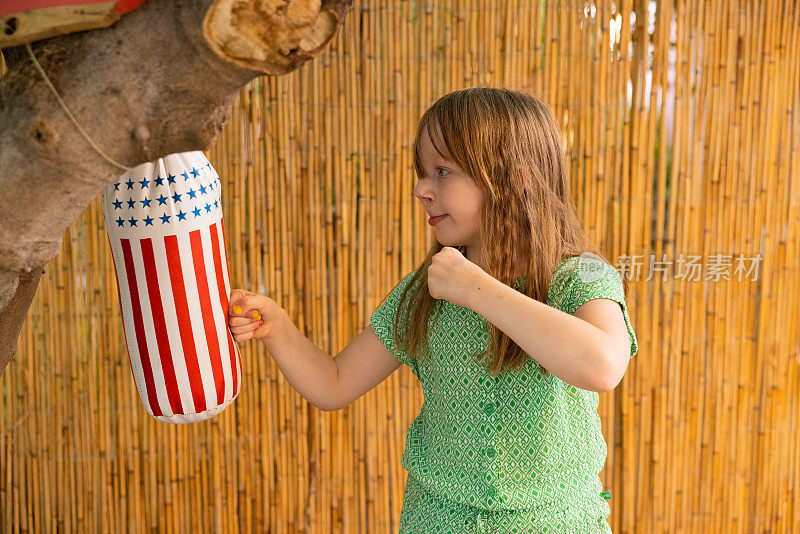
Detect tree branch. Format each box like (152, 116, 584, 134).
(0, 0, 351, 375)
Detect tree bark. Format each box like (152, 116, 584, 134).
(0, 0, 351, 375)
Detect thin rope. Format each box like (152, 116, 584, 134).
(25, 43, 133, 172)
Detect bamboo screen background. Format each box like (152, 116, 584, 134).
(2, 0, 799, 532)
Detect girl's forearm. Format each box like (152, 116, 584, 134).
(467, 272, 611, 392)
(260, 311, 341, 411)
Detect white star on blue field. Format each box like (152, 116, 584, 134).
(108, 164, 222, 228)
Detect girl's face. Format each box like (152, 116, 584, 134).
(414, 126, 485, 265)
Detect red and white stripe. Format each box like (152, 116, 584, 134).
(109, 220, 240, 422)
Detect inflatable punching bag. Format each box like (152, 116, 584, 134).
(101, 151, 241, 423)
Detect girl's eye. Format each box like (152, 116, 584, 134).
(437, 167, 450, 177)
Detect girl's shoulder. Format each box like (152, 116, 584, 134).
(546, 254, 623, 306)
(547, 255, 581, 289)
(395, 269, 421, 294)
(374, 269, 421, 314)
(550, 254, 619, 284)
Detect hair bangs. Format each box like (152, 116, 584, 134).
(412, 102, 464, 180)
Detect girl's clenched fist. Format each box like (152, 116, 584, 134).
(228, 289, 286, 342)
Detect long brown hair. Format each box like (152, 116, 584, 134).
(392, 87, 609, 378)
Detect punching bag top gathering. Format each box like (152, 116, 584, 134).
(101, 151, 241, 423)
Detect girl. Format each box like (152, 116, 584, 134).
(228, 87, 638, 533)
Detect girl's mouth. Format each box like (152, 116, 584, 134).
(428, 214, 448, 226)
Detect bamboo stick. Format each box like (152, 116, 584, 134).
(3, 0, 800, 530)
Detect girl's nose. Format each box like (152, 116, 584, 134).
(414, 180, 434, 204)
(415, 191, 434, 211)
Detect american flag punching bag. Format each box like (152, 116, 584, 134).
(101, 151, 241, 423)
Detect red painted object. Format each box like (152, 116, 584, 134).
(0, 0, 148, 47)
(0, 0, 146, 17)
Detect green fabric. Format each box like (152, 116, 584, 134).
(399, 472, 612, 533)
(370, 256, 638, 519)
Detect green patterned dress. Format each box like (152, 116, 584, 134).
(370, 256, 639, 533)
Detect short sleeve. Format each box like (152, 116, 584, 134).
(548, 256, 639, 358)
(369, 271, 421, 372)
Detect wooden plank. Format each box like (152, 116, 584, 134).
(0, 3, 119, 48)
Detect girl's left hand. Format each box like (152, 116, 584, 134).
(427, 246, 487, 309)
